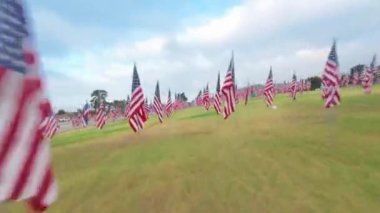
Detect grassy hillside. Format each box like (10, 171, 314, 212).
(5, 86, 380, 212)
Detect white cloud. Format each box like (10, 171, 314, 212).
(176, 0, 367, 46)
(35, 0, 380, 110)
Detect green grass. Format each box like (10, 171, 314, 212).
(5, 86, 380, 213)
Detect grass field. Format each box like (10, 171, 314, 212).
(5, 86, 380, 212)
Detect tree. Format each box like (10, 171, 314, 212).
(57, 109, 66, 115)
(90, 89, 108, 109)
(307, 76, 322, 90)
(177, 92, 188, 102)
(112, 100, 127, 111)
(350, 64, 365, 76)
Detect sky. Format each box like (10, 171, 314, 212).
(29, 0, 380, 111)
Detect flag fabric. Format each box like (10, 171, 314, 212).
(126, 64, 147, 132)
(213, 72, 222, 114)
(165, 90, 173, 117)
(352, 72, 359, 85)
(71, 115, 82, 127)
(264, 67, 274, 107)
(202, 84, 210, 110)
(153, 81, 163, 123)
(362, 55, 376, 94)
(0, 0, 58, 211)
(144, 98, 150, 117)
(82, 102, 91, 127)
(221, 56, 236, 119)
(96, 101, 107, 129)
(44, 115, 59, 139)
(291, 73, 297, 101)
(322, 41, 341, 108)
(173, 99, 186, 111)
(109, 106, 120, 122)
(340, 75, 349, 87)
(213, 93, 222, 114)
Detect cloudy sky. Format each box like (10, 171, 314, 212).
(29, 0, 380, 111)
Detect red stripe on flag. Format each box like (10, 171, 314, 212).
(0, 79, 41, 174)
(10, 126, 44, 199)
(28, 168, 54, 211)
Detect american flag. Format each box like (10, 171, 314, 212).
(82, 102, 91, 127)
(202, 84, 210, 110)
(362, 55, 376, 94)
(153, 81, 163, 123)
(221, 56, 236, 119)
(71, 115, 82, 127)
(195, 90, 203, 106)
(173, 97, 186, 111)
(143, 98, 150, 117)
(109, 106, 120, 122)
(264, 67, 274, 107)
(165, 90, 173, 117)
(96, 101, 107, 129)
(213, 72, 222, 114)
(322, 40, 340, 108)
(126, 64, 147, 132)
(44, 115, 59, 139)
(291, 73, 297, 101)
(352, 71, 359, 85)
(0, 0, 57, 211)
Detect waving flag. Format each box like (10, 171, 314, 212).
(213, 72, 222, 114)
(96, 101, 107, 129)
(340, 75, 349, 87)
(264, 67, 274, 107)
(126, 64, 147, 132)
(362, 55, 376, 94)
(144, 98, 150, 118)
(291, 73, 297, 101)
(82, 102, 91, 126)
(165, 90, 173, 117)
(195, 90, 203, 106)
(221, 55, 236, 119)
(109, 106, 120, 122)
(0, 0, 57, 211)
(44, 115, 59, 139)
(322, 40, 340, 108)
(202, 84, 210, 110)
(352, 72, 359, 85)
(71, 115, 82, 127)
(153, 81, 164, 123)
